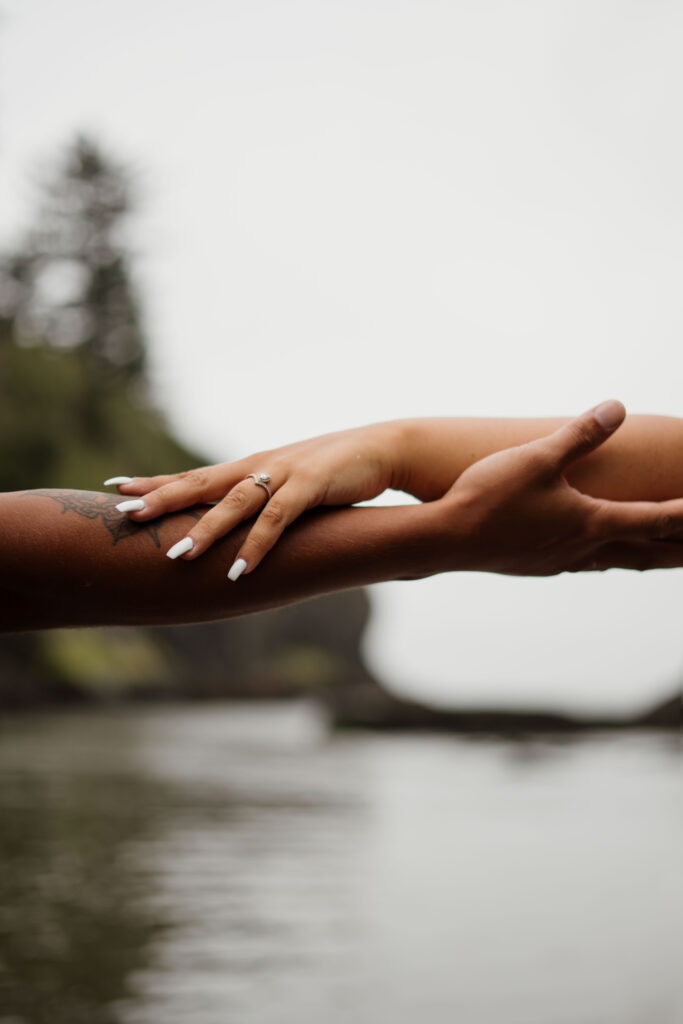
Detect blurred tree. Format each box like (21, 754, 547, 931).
(0, 136, 203, 491)
(1, 135, 146, 384)
(0, 136, 148, 443)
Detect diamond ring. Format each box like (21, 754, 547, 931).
(245, 472, 272, 500)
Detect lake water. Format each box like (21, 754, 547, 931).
(0, 703, 679, 1024)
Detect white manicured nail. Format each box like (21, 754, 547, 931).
(166, 537, 194, 560)
(104, 476, 134, 486)
(116, 499, 146, 513)
(227, 558, 247, 581)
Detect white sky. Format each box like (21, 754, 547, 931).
(1, 0, 681, 712)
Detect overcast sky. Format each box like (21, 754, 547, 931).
(1, 0, 681, 712)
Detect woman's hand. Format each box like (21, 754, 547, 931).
(430, 401, 683, 576)
(105, 421, 403, 577)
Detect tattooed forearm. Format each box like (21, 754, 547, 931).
(25, 490, 201, 548)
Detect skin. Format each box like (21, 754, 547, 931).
(112, 405, 683, 575)
(2, 403, 683, 633)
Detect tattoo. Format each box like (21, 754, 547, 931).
(27, 490, 201, 548)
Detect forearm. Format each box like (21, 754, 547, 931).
(4, 403, 683, 633)
(393, 414, 683, 502)
(0, 490, 441, 632)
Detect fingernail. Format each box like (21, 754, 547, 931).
(116, 499, 146, 513)
(166, 537, 194, 560)
(104, 476, 134, 486)
(594, 400, 624, 432)
(227, 557, 247, 581)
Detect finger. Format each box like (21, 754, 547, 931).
(596, 497, 683, 543)
(104, 471, 208, 499)
(118, 468, 243, 520)
(227, 481, 312, 580)
(111, 456, 270, 507)
(170, 478, 273, 559)
(103, 473, 180, 495)
(540, 400, 627, 476)
(570, 540, 683, 572)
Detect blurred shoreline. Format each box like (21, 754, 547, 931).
(1, 677, 678, 735)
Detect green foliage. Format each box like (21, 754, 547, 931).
(40, 629, 169, 695)
(1, 135, 146, 383)
(0, 320, 202, 492)
(267, 644, 348, 690)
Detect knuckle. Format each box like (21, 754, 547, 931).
(657, 513, 674, 538)
(524, 443, 555, 476)
(146, 484, 175, 509)
(297, 471, 326, 503)
(567, 422, 595, 455)
(224, 487, 250, 510)
(183, 470, 210, 492)
(294, 466, 315, 488)
(146, 486, 168, 507)
(261, 501, 286, 527)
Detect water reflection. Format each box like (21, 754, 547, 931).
(0, 760, 168, 1023)
(0, 705, 679, 1024)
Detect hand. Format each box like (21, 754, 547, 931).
(432, 400, 683, 576)
(106, 421, 400, 576)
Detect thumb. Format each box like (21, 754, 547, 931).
(544, 400, 626, 474)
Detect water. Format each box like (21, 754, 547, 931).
(0, 703, 679, 1024)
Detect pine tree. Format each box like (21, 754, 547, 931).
(0, 134, 147, 387)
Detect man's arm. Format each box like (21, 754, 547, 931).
(0, 490, 438, 631)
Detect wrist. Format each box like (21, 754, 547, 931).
(386, 496, 470, 580)
(373, 418, 416, 495)
(384, 418, 453, 501)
